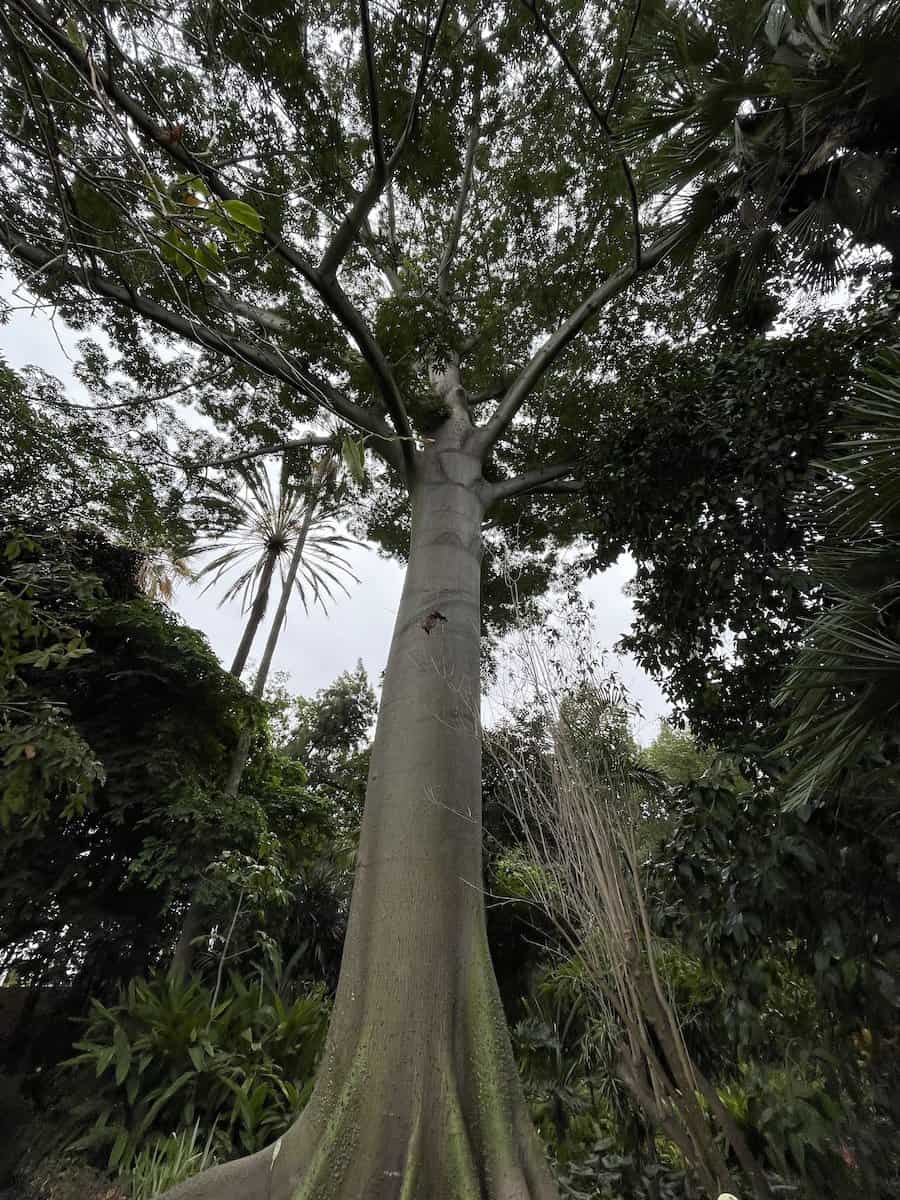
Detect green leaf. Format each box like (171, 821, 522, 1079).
(108, 1130, 129, 1170)
(220, 199, 264, 233)
(113, 1023, 132, 1085)
(341, 437, 366, 487)
(197, 241, 227, 276)
(65, 18, 86, 50)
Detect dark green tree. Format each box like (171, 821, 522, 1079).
(579, 309, 892, 747)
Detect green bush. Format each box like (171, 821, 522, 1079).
(66, 970, 329, 1171)
(124, 1125, 217, 1200)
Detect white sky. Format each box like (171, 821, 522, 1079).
(2, 300, 670, 743)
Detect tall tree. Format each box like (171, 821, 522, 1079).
(0, 2, 887, 1194)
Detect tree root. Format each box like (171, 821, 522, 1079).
(160, 934, 555, 1200)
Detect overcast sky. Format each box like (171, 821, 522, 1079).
(2, 296, 670, 743)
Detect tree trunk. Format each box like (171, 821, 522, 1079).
(230, 546, 279, 678)
(164, 417, 556, 1198)
(169, 890, 204, 983)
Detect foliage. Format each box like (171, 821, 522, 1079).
(777, 344, 900, 806)
(282, 661, 376, 831)
(66, 971, 329, 1170)
(0, 358, 198, 551)
(1, 529, 105, 824)
(647, 763, 900, 1193)
(553, 1139, 694, 1200)
(0, 528, 274, 1011)
(581, 308, 892, 747)
(630, 0, 900, 306)
(124, 1125, 217, 1200)
(190, 456, 358, 619)
(640, 723, 717, 786)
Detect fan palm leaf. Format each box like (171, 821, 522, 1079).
(626, 0, 900, 306)
(777, 345, 900, 806)
(189, 459, 359, 619)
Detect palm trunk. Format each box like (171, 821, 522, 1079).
(165, 418, 556, 1198)
(223, 488, 319, 796)
(172, 487, 320, 981)
(230, 546, 279, 678)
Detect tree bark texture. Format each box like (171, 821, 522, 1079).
(164, 417, 556, 1198)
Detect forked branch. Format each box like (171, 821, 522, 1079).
(8, 0, 415, 478)
(9, 0, 322, 290)
(318, 0, 452, 282)
(473, 221, 688, 456)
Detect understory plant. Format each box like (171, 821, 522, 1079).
(124, 1125, 218, 1200)
(66, 970, 330, 1171)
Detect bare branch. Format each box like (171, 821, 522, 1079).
(318, 0, 451, 282)
(473, 222, 689, 456)
(359, 0, 386, 178)
(469, 378, 512, 405)
(316, 275, 416, 474)
(437, 70, 482, 301)
(209, 289, 291, 334)
(210, 434, 339, 468)
(486, 461, 581, 505)
(0, 222, 406, 474)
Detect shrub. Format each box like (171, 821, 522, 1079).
(66, 971, 329, 1171)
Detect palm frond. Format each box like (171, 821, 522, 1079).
(777, 344, 900, 806)
(188, 456, 361, 621)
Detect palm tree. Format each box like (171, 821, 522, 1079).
(170, 449, 359, 979)
(777, 344, 900, 807)
(191, 454, 357, 681)
(629, 0, 900, 311)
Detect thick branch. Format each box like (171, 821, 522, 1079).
(0, 223, 405, 475)
(10, 0, 417, 478)
(473, 222, 689, 456)
(316, 275, 416, 473)
(469, 378, 512, 405)
(209, 289, 291, 334)
(10, 0, 322, 292)
(359, 0, 386, 177)
(486, 461, 581, 505)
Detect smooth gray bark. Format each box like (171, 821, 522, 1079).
(164, 414, 556, 1198)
